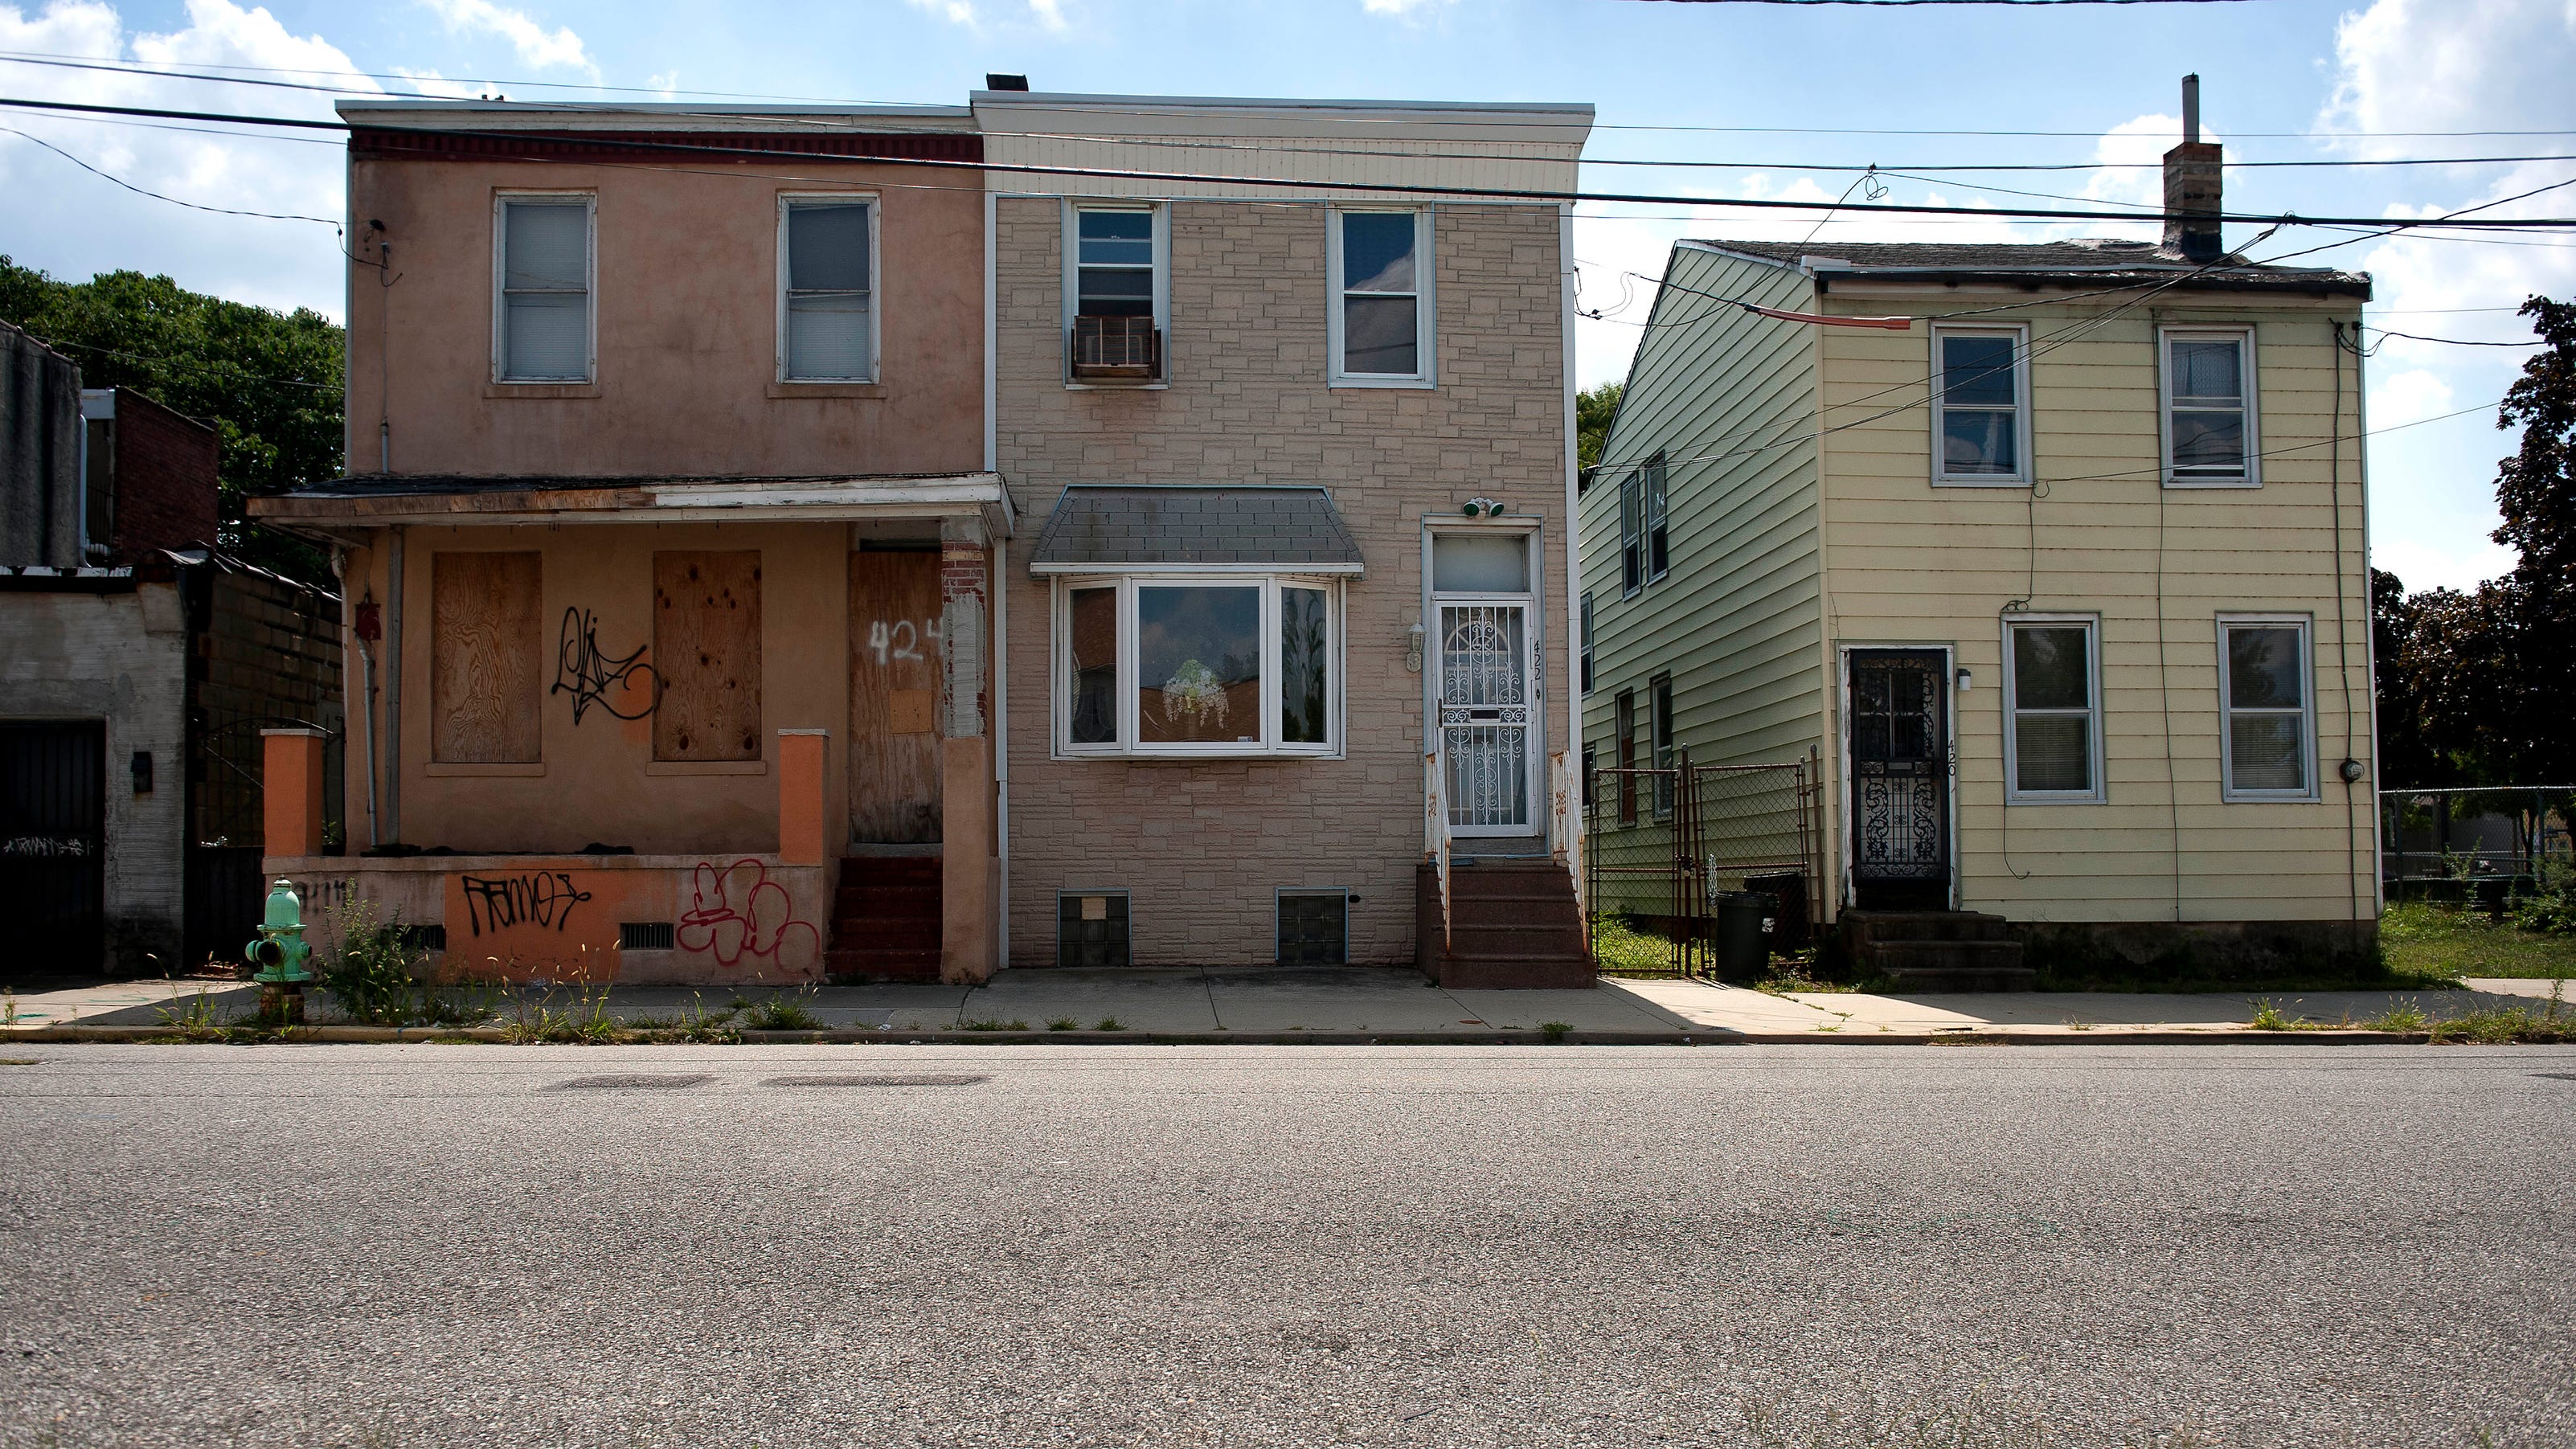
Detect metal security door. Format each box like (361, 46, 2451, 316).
(0, 721, 106, 969)
(1846, 649, 1950, 907)
(1438, 602, 1535, 835)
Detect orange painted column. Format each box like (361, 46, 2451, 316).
(940, 735, 996, 984)
(776, 730, 829, 866)
(260, 728, 328, 862)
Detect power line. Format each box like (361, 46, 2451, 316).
(6, 95, 2574, 232)
(0, 125, 338, 223)
(3, 48, 2573, 141)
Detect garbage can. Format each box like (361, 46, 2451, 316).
(1712, 891, 1774, 979)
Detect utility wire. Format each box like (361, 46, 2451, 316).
(0, 125, 338, 223)
(6, 96, 2575, 232)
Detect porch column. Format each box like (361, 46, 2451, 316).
(260, 727, 328, 863)
(776, 729, 829, 866)
(940, 517, 997, 983)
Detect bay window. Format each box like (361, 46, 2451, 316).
(1055, 575, 1341, 756)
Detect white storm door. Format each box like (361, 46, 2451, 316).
(1437, 600, 1536, 836)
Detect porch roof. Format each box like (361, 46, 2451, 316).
(1025, 484, 1365, 575)
(246, 471, 1014, 536)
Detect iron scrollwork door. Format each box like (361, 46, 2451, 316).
(1847, 649, 1949, 902)
(1439, 602, 1534, 835)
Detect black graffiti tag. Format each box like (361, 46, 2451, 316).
(461, 873, 596, 937)
(552, 607, 659, 724)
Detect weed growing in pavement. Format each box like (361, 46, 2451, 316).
(505, 982, 623, 1044)
(3, 987, 16, 1025)
(154, 990, 238, 1042)
(2063, 1017, 2095, 1032)
(1093, 1016, 1123, 1031)
(1046, 1017, 1079, 1031)
(1539, 1021, 1572, 1042)
(740, 986, 825, 1032)
(2365, 1001, 2431, 1033)
(315, 890, 424, 1025)
(960, 1017, 1029, 1032)
(2246, 998, 2293, 1031)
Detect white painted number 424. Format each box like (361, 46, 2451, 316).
(867, 617, 940, 666)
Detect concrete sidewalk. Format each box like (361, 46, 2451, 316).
(5, 968, 2562, 1041)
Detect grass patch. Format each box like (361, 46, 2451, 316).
(1588, 915, 1680, 977)
(960, 1017, 1029, 1032)
(1538, 1021, 1572, 1042)
(739, 988, 825, 1032)
(1093, 1015, 1124, 1031)
(1046, 1017, 1079, 1031)
(504, 984, 621, 1045)
(2382, 899, 2576, 980)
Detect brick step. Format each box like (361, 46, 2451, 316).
(1444, 921, 1587, 951)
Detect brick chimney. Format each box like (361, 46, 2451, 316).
(2163, 74, 2225, 262)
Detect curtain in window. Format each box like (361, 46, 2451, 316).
(2170, 338, 2246, 474)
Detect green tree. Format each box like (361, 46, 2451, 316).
(0, 256, 342, 583)
(1576, 380, 1623, 471)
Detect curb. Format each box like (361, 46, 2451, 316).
(0, 1024, 2441, 1046)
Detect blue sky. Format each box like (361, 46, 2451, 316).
(1, 0, 2569, 592)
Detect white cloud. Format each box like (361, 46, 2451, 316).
(0, 0, 367, 316)
(416, 0, 596, 79)
(900, 0, 1068, 32)
(1363, 0, 1453, 14)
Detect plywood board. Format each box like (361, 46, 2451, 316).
(849, 549, 943, 842)
(431, 551, 542, 763)
(653, 551, 763, 762)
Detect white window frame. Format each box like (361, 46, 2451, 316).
(1928, 321, 2032, 488)
(491, 191, 597, 384)
(1061, 200, 1169, 389)
(1649, 671, 1675, 821)
(1643, 450, 1669, 583)
(1618, 468, 1644, 599)
(776, 192, 881, 385)
(2217, 613, 2318, 802)
(2000, 612, 2107, 804)
(2160, 324, 2261, 489)
(1326, 205, 1435, 389)
(1050, 574, 1345, 759)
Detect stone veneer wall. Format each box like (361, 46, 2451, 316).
(997, 198, 1571, 968)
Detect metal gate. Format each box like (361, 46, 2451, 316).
(1847, 649, 1950, 907)
(1437, 602, 1534, 834)
(0, 721, 106, 970)
(1585, 751, 1823, 976)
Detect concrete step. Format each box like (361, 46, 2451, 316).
(1842, 909, 2014, 945)
(1865, 939, 2029, 987)
(825, 946, 941, 982)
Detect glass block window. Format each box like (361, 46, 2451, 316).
(1276, 890, 1349, 967)
(1058, 891, 1131, 968)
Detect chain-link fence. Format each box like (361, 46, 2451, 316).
(2380, 786, 2573, 894)
(1586, 753, 1822, 975)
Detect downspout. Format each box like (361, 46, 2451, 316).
(385, 524, 405, 845)
(2353, 319, 2385, 915)
(1558, 199, 1584, 919)
(985, 187, 1009, 970)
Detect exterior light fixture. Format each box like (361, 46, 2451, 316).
(1460, 497, 1506, 518)
(1404, 620, 1426, 673)
(1955, 668, 1972, 694)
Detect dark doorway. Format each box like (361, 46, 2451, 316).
(1846, 649, 1950, 911)
(0, 720, 107, 973)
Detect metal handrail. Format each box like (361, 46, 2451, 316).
(1424, 746, 1452, 951)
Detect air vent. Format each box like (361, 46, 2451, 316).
(1276, 889, 1350, 967)
(620, 921, 674, 951)
(1058, 890, 1130, 968)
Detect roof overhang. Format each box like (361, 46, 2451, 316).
(248, 473, 1016, 537)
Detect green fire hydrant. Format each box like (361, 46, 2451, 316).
(247, 878, 313, 1025)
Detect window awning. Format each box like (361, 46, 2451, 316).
(1025, 485, 1365, 576)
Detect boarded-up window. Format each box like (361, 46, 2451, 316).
(653, 551, 763, 762)
(431, 551, 543, 763)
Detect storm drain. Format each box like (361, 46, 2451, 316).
(761, 1074, 989, 1088)
(550, 1074, 717, 1091)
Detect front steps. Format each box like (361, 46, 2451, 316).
(1415, 857, 1595, 989)
(1840, 910, 2035, 992)
(825, 854, 941, 981)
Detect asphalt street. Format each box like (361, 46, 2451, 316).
(2, 1043, 2571, 1448)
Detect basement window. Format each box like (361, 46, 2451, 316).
(1058, 890, 1131, 968)
(1276, 889, 1350, 967)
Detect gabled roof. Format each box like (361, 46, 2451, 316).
(1691, 238, 2369, 298)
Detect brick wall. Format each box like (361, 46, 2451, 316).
(195, 563, 344, 848)
(997, 199, 1571, 967)
(108, 388, 219, 566)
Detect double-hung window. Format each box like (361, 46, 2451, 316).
(2219, 616, 2314, 799)
(494, 194, 594, 383)
(1650, 673, 1675, 820)
(1056, 575, 1339, 757)
(1068, 205, 1163, 382)
(1931, 324, 2029, 485)
(1616, 452, 1670, 595)
(779, 197, 876, 382)
(1644, 451, 1669, 582)
(2002, 615, 2103, 801)
(1329, 207, 1432, 385)
(2163, 326, 2259, 487)
(1614, 688, 1637, 825)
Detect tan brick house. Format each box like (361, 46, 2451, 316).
(978, 92, 1594, 980)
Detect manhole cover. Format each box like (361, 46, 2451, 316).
(551, 1074, 716, 1091)
(761, 1074, 989, 1088)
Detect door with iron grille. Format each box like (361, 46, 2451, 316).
(0, 721, 106, 969)
(1845, 649, 1950, 908)
(1437, 602, 1536, 836)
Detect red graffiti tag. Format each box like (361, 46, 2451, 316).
(676, 858, 821, 972)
